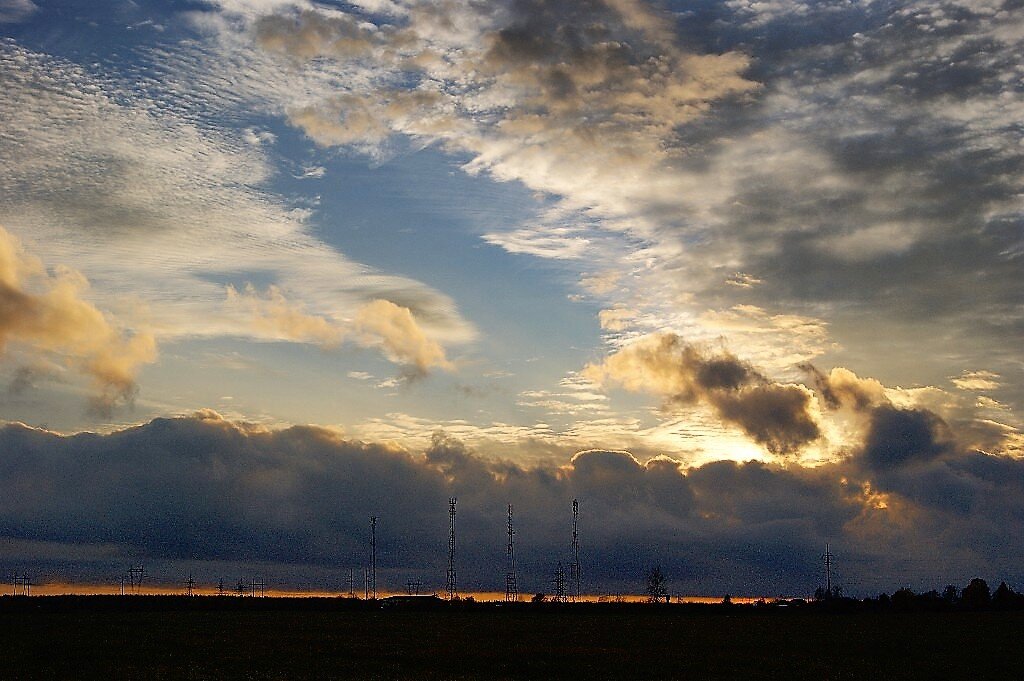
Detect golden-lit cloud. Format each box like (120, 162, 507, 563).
(0, 226, 157, 413)
(227, 284, 452, 374)
(354, 299, 452, 375)
(585, 332, 820, 455)
(226, 283, 345, 348)
(951, 370, 1002, 392)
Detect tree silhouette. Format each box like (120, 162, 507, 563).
(991, 581, 1019, 609)
(961, 578, 990, 609)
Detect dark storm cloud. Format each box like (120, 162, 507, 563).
(861, 405, 955, 471)
(3, 412, 1024, 594)
(587, 333, 820, 455)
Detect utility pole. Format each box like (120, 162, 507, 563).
(347, 568, 355, 598)
(447, 497, 457, 600)
(505, 504, 518, 602)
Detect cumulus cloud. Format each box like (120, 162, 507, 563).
(801, 365, 887, 412)
(585, 333, 820, 455)
(0, 227, 157, 414)
(227, 285, 452, 373)
(354, 299, 452, 374)
(860, 405, 955, 472)
(3, 413, 1024, 595)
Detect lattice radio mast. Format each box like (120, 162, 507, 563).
(370, 516, 377, 599)
(446, 497, 458, 600)
(571, 499, 581, 602)
(553, 562, 567, 603)
(12, 574, 32, 596)
(505, 504, 518, 602)
(127, 565, 145, 595)
(822, 543, 834, 597)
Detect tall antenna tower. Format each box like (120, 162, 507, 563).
(553, 562, 567, 603)
(127, 565, 145, 595)
(13, 574, 32, 596)
(446, 497, 457, 600)
(571, 499, 581, 602)
(347, 568, 355, 598)
(370, 516, 378, 599)
(822, 543, 834, 598)
(505, 504, 518, 602)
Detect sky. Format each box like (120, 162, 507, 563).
(0, 0, 1022, 598)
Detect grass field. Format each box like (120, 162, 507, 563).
(1, 597, 1022, 680)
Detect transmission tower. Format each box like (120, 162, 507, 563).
(186, 573, 196, 597)
(446, 497, 457, 600)
(571, 499, 581, 602)
(822, 543, 834, 598)
(553, 562, 567, 603)
(251, 577, 266, 597)
(505, 504, 518, 602)
(347, 568, 355, 598)
(127, 565, 145, 595)
(406, 580, 422, 595)
(12, 574, 32, 596)
(370, 516, 377, 599)
(217, 578, 225, 596)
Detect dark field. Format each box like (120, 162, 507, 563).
(1, 598, 1022, 680)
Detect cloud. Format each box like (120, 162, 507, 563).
(860, 405, 955, 472)
(226, 283, 345, 348)
(227, 285, 452, 373)
(223, 0, 1024, 417)
(241, 0, 756, 234)
(801, 365, 887, 412)
(0, 42, 474, 357)
(585, 333, 820, 455)
(4, 412, 1024, 595)
(951, 370, 1002, 392)
(354, 299, 453, 374)
(0, 227, 157, 414)
(0, 0, 36, 23)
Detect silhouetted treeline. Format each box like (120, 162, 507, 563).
(811, 578, 1024, 612)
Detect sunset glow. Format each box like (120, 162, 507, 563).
(1, 0, 1022, 599)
